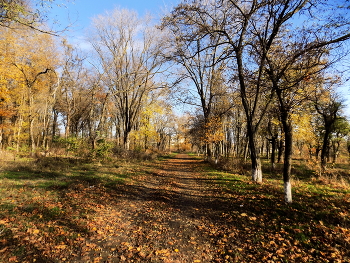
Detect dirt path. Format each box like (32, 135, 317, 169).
(3, 153, 348, 262)
(81, 154, 238, 263)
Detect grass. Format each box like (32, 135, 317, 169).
(0, 155, 150, 261)
(0, 152, 349, 262)
(157, 152, 178, 161)
(199, 158, 350, 262)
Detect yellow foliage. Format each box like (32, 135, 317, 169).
(291, 111, 317, 146)
(202, 116, 224, 143)
(0, 26, 59, 147)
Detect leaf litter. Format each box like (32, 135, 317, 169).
(0, 154, 349, 262)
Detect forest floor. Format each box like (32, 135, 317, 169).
(0, 153, 349, 262)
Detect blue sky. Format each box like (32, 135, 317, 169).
(49, 0, 179, 35)
(46, 0, 181, 55)
(46, 0, 350, 116)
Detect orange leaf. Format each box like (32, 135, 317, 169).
(8, 256, 17, 262)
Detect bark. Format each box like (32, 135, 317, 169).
(247, 125, 262, 182)
(282, 122, 293, 204)
(252, 157, 262, 183)
(277, 139, 284, 163)
(260, 140, 265, 159)
(332, 141, 340, 164)
(265, 140, 270, 160)
(269, 136, 277, 170)
(320, 128, 331, 171)
(123, 128, 131, 151)
(65, 114, 70, 139)
(308, 144, 313, 160)
(277, 91, 293, 203)
(235, 125, 241, 157)
(243, 137, 249, 162)
(315, 100, 341, 172)
(315, 147, 321, 160)
(29, 115, 36, 153)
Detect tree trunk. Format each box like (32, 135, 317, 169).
(270, 137, 276, 170)
(266, 139, 270, 160)
(280, 108, 293, 203)
(315, 147, 321, 160)
(277, 139, 284, 163)
(252, 155, 262, 183)
(65, 114, 70, 139)
(235, 125, 241, 157)
(283, 124, 293, 203)
(30, 117, 36, 153)
(243, 138, 249, 162)
(123, 130, 130, 150)
(332, 141, 340, 164)
(320, 129, 331, 172)
(308, 144, 313, 160)
(205, 143, 212, 160)
(248, 128, 262, 183)
(260, 140, 265, 159)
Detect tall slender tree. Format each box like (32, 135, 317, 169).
(90, 8, 167, 150)
(314, 87, 345, 171)
(162, 14, 232, 158)
(165, 0, 350, 202)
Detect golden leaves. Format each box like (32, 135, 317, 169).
(0, 155, 349, 263)
(202, 116, 224, 143)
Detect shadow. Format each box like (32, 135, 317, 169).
(2, 170, 63, 180)
(170, 156, 204, 161)
(1, 154, 349, 262)
(144, 170, 241, 183)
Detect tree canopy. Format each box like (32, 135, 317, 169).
(0, 0, 350, 204)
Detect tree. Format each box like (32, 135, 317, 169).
(0, 26, 21, 149)
(161, 12, 233, 159)
(166, 0, 350, 203)
(314, 88, 345, 171)
(2, 27, 59, 152)
(90, 8, 167, 150)
(264, 107, 282, 170)
(17, 35, 58, 152)
(292, 108, 318, 160)
(1, 0, 36, 28)
(330, 117, 350, 164)
(263, 25, 350, 203)
(0, 0, 68, 34)
(166, 0, 291, 182)
(55, 40, 89, 139)
(130, 93, 171, 151)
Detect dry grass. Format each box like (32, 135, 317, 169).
(311, 172, 350, 188)
(0, 152, 349, 262)
(0, 150, 16, 163)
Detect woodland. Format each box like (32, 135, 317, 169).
(0, 0, 350, 262)
(1, 0, 350, 199)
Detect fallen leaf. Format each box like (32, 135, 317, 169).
(8, 256, 17, 262)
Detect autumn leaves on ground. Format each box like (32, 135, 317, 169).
(0, 153, 349, 263)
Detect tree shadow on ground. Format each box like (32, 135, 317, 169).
(1, 155, 349, 262)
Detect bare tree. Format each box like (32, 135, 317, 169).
(260, 5, 350, 202)
(162, 4, 235, 159)
(165, 0, 350, 202)
(56, 40, 88, 139)
(313, 87, 345, 172)
(89, 8, 167, 150)
(0, 0, 69, 34)
(164, 0, 284, 182)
